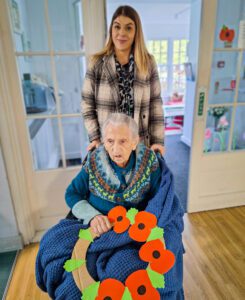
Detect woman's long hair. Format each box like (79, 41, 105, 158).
(91, 5, 151, 76)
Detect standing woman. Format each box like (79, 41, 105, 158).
(82, 5, 165, 155)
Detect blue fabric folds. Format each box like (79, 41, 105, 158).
(36, 157, 185, 300)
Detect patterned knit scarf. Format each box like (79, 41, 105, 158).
(84, 143, 159, 204)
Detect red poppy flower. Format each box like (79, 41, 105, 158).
(139, 239, 175, 274)
(96, 278, 125, 300)
(219, 26, 235, 42)
(128, 211, 157, 242)
(125, 269, 160, 300)
(225, 29, 235, 42)
(108, 206, 130, 233)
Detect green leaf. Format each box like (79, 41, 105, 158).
(147, 268, 165, 289)
(147, 227, 164, 241)
(122, 287, 132, 300)
(82, 281, 100, 300)
(126, 208, 138, 224)
(79, 228, 93, 242)
(63, 259, 85, 272)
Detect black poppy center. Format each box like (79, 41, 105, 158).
(153, 250, 161, 259)
(225, 32, 230, 37)
(138, 223, 145, 230)
(104, 297, 112, 300)
(137, 285, 146, 295)
(117, 216, 123, 222)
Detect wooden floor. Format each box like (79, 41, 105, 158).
(5, 206, 245, 300)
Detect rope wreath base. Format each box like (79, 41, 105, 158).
(64, 206, 175, 300)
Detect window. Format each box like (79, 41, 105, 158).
(147, 39, 188, 99)
(173, 40, 188, 94)
(148, 40, 168, 93)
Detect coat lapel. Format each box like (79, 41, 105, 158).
(133, 66, 145, 124)
(103, 55, 120, 109)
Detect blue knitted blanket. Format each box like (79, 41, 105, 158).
(36, 158, 185, 300)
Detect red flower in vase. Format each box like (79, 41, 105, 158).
(219, 25, 235, 43)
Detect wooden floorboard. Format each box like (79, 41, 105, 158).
(5, 206, 245, 299)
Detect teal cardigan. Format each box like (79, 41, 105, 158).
(65, 143, 161, 221)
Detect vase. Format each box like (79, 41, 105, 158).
(224, 41, 232, 48)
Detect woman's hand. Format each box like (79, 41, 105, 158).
(90, 214, 112, 236)
(87, 139, 101, 151)
(151, 144, 165, 156)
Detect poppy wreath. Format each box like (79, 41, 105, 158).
(64, 206, 175, 300)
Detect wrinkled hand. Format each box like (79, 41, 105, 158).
(87, 139, 101, 151)
(90, 215, 112, 236)
(151, 144, 165, 156)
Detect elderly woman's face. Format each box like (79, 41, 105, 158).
(104, 124, 138, 167)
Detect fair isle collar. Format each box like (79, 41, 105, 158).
(87, 143, 156, 197)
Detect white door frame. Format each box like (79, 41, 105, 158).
(0, 0, 35, 244)
(0, 0, 106, 244)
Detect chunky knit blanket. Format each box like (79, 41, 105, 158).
(36, 157, 185, 300)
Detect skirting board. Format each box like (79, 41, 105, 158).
(180, 135, 191, 147)
(0, 235, 23, 253)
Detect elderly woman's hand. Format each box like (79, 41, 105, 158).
(87, 139, 101, 151)
(151, 144, 165, 156)
(90, 214, 112, 236)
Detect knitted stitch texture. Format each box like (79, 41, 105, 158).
(36, 157, 185, 300)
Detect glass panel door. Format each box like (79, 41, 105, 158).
(188, 0, 245, 214)
(8, 0, 88, 170)
(204, 0, 245, 153)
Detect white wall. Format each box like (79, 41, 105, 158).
(0, 145, 22, 252)
(181, 0, 202, 146)
(106, 1, 190, 40)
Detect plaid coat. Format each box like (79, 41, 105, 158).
(81, 54, 164, 147)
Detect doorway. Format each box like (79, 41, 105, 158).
(106, 0, 202, 211)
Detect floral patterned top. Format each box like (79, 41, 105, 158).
(115, 53, 135, 117)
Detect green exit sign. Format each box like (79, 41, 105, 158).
(198, 91, 205, 116)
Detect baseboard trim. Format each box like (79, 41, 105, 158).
(0, 235, 23, 253)
(180, 135, 191, 147)
(2, 251, 19, 300)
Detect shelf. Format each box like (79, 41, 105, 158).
(163, 104, 185, 117)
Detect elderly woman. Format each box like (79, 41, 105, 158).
(36, 112, 184, 299)
(65, 113, 161, 236)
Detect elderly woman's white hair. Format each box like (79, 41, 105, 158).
(102, 113, 139, 140)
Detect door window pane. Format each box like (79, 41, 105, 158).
(55, 56, 86, 114)
(62, 117, 88, 167)
(48, 0, 84, 52)
(147, 40, 168, 96)
(232, 106, 245, 150)
(208, 52, 238, 104)
(214, 0, 244, 49)
(238, 52, 245, 103)
(27, 118, 62, 170)
(8, 0, 49, 52)
(204, 106, 232, 152)
(18, 56, 57, 115)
